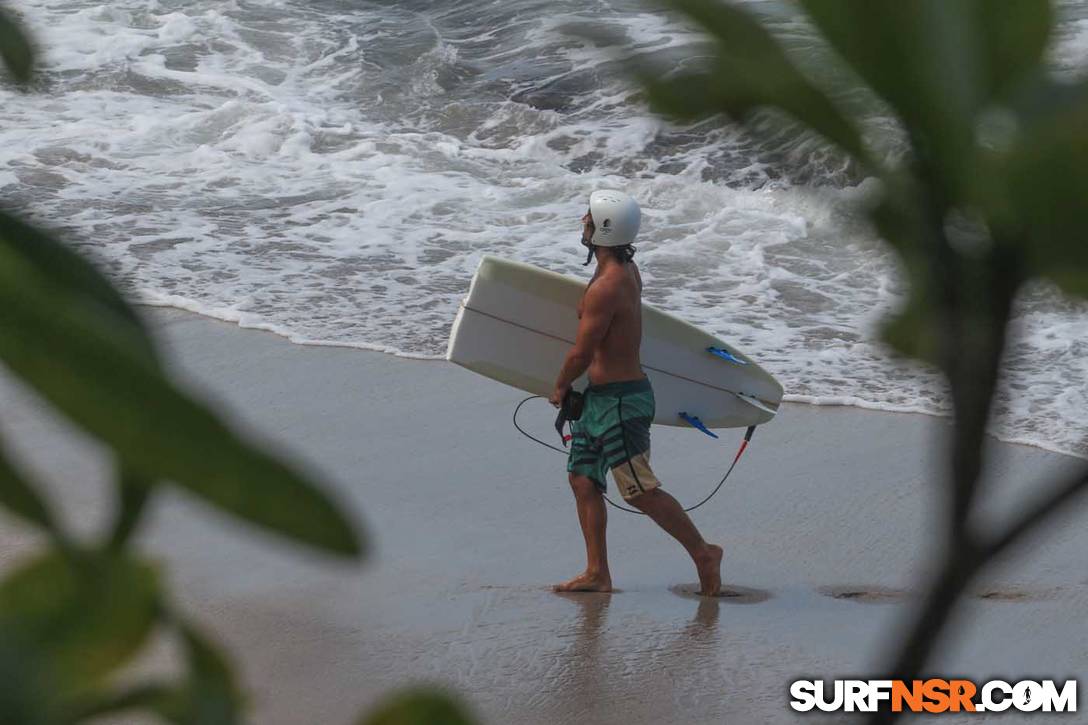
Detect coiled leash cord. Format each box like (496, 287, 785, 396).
(512, 395, 755, 515)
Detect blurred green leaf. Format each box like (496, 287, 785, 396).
(0, 636, 57, 725)
(0, 247, 363, 559)
(63, 682, 177, 724)
(1002, 80, 1088, 297)
(148, 622, 243, 725)
(16, 621, 242, 725)
(0, 6, 33, 84)
(0, 442, 57, 532)
(637, 67, 724, 118)
(868, 191, 942, 364)
(798, 0, 981, 192)
(0, 211, 158, 364)
(646, 0, 869, 163)
(362, 688, 475, 725)
(972, 0, 1052, 99)
(0, 550, 160, 689)
(180, 624, 241, 725)
(879, 292, 940, 365)
(109, 467, 155, 550)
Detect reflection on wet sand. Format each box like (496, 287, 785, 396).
(548, 592, 612, 722)
(543, 587, 736, 723)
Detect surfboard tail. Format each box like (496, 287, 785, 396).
(445, 302, 467, 362)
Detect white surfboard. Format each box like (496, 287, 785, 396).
(446, 255, 783, 429)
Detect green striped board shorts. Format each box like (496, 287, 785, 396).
(566, 377, 661, 500)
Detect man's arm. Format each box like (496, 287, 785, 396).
(577, 266, 602, 319)
(550, 282, 615, 405)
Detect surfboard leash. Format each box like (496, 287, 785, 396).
(512, 395, 756, 515)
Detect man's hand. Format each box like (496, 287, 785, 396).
(549, 384, 570, 408)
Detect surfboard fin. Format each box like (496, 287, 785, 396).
(707, 346, 747, 365)
(679, 412, 719, 439)
(734, 392, 778, 416)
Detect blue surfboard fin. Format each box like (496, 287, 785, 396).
(707, 346, 747, 365)
(679, 412, 719, 439)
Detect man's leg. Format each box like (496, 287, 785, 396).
(554, 473, 612, 592)
(629, 487, 723, 596)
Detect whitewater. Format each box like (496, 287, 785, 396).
(1, 0, 1086, 458)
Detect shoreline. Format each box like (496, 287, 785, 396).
(134, 299, 1087, 463)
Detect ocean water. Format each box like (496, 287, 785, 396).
(2, 0, 1086, 459)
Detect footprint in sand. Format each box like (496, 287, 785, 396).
(818, 585, 910, 604)
(970, 586, 1062, 602)
(669, 583, 772, 604)
(819, 585, 1066, 604)
(480, 584, 625, 594)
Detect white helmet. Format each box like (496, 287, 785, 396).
(587, 190, 641, 247)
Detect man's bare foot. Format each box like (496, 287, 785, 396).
(694, 544, 723, 596)
(553, 571, 612, 593)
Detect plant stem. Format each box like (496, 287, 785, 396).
(871, 463, 1088, 723)
(107, 467, 152, 550)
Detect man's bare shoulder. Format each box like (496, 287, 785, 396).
(583, 272, 625, 308)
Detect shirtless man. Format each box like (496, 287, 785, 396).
(548, 190, 723, 596)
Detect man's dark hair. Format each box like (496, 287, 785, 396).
(609, 244, 636, 263)
(583, 242, 635, 265)
(583, 243, 637, 266)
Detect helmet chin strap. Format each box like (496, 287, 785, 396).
(581, 229, 596, 266)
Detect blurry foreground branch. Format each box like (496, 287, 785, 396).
(636, 1, 1088, 721)
(0, 6, 473, 724)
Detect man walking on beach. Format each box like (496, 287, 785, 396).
(549, 190, 723, 596)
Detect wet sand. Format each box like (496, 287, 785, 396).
(1, 307, 1085, 724)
